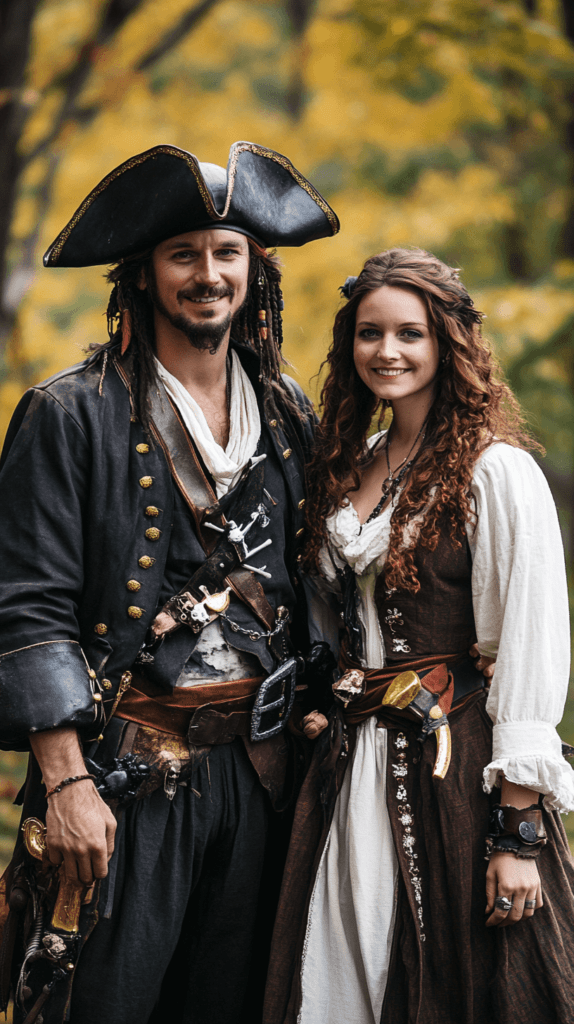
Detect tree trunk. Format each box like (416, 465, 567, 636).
(0, 0, 42, 352)
(285, 0, 315, 119)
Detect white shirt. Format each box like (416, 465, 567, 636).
(155, 350, 262, 686)
(154, 349, 260, 498)
(315, 440, 574, 813)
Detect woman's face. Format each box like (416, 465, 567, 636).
(353, 285, 440, 409)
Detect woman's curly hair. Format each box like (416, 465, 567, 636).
(303, 247, 543, 592)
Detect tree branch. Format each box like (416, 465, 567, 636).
(24, 0, 147, 166)
(137, 0, 221, 71)
(505, 314, 574, 383)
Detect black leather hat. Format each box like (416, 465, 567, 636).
(43, 141, 339, 267)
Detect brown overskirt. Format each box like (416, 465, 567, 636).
(263, 693, 574, 1024)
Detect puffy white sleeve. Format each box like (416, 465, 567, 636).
(467, 443, 574, 812)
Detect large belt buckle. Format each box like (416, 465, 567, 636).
(250, 657, 298, 742)
(382, 670, 452, 779)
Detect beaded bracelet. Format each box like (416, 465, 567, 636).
(45, 774, 96, 799)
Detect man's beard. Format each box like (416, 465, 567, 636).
(147, 269, 233, 354)
(159, 307, 232, 354)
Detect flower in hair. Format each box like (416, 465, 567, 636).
(339, 276, 358, 300)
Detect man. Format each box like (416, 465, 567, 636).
(0, 142, 339, 1024)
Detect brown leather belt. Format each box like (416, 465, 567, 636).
(115, 672, 264, 743)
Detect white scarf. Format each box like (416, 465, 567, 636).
(154, 349, 261, 498)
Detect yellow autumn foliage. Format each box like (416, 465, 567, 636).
(1, 0, 574, 449)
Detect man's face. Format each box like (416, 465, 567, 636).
(144, 228, 251, 352)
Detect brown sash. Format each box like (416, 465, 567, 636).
(338, 650, 465, 726)
(115, 673, 264, 737)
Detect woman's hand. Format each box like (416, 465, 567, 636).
(302, 711, 329, 739)
(485, 851, 543, 927)
(469, 643, 496, 682)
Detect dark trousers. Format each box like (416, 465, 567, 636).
(69, 739, 269, 1024)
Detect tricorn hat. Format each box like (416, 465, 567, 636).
(43, 141, 339, 267)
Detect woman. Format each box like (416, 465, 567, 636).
(264, 248, 574, 1024)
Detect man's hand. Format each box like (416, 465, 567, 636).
(30, 726, 116, 885)
(469, 643, 495, 681)
(45, 780, 116, 885)
(302, 710, 329, 739)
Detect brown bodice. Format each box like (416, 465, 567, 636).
(375, 527, 476, 660)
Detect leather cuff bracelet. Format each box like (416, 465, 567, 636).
(486, 803, 547, 859)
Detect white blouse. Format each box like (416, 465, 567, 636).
(312, 440, 574, 813)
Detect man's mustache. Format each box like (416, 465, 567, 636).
(177, 286, 233, 302)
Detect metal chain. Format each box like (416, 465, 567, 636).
(219, 608, 289, 643)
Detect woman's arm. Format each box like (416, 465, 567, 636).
(485, 779, 543, 927)
(469, 444, 574, 812)
(469, 444, 572, 925)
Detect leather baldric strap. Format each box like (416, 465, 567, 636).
(148, 378, 220, 544)
(147, 377, 277, 633)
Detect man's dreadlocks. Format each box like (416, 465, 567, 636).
(102, 239, 294, 434)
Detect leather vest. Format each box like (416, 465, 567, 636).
(375, 526, 476, 661)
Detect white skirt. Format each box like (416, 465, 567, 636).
(298, 717, 399, 1024)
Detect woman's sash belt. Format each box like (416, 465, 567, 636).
(338, 650, 484, 726)
(115, 672, 264, 742)
(337, 651, 485, 778)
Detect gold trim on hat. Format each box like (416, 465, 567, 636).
(45, 142, 339, 267)
(223, 141, 339, 235)
(45, 146, 219, 265)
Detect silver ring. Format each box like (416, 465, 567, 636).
(494, 896, 513, 913)
(524, 899, 537, 909)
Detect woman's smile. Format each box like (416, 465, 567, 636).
(372, 367, 411, 377)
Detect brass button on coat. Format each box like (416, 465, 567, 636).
(93, 694, 102, 703)
(145, 527, 161, 541)
(127, 606, 144, 619)
(296, 528, 304, 538)
(145, 506, 159, 517)
(298, 499, 306, 509)
(138, 555, 155, 568)
(269, 419, 278, 428)
(136, 444, 150, 454)
(282, 449, 292, 460)
(126, 579, 141, 592)
(102, 679, 112, 690)
(139, 476, 153, 488)
(94, 623, 108, 635)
